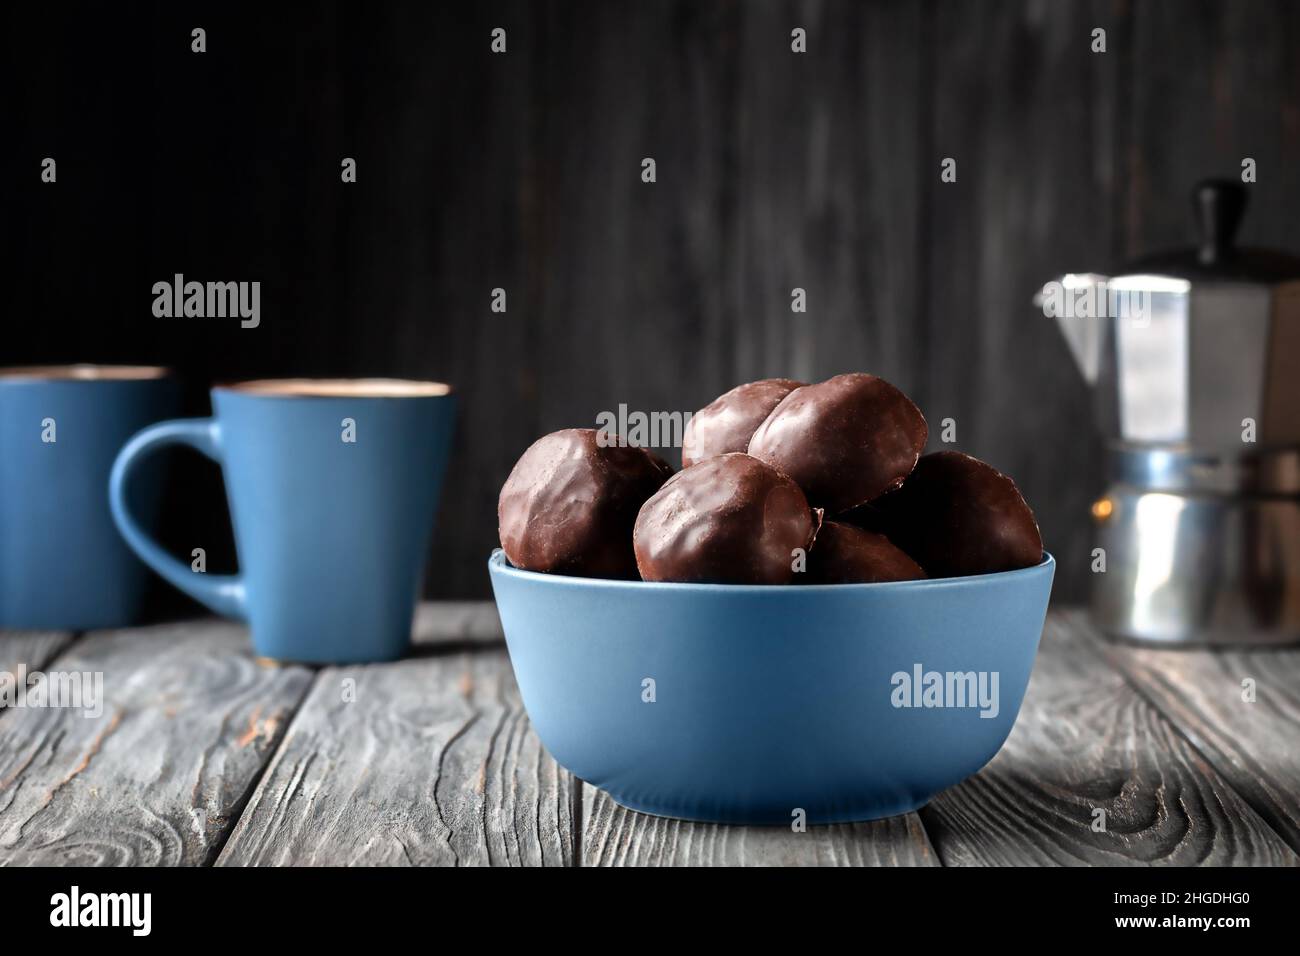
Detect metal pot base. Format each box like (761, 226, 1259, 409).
(1090, 484, 1300, 646)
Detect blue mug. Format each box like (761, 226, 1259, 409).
(0, 365, 180, 629)
(110, 379, 456, 663)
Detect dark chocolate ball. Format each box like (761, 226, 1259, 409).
(747, 373, 928, 514)
(634, 453, 818, 584)
(681, 378, 805, 468)
(804, 521, 926, 584)
(498, 428, 671, 578)
(874, 451, 1042, 577)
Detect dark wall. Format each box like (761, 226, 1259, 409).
(4, 0, 1300, 607)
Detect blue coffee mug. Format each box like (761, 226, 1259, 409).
(110, 379, 456, 662)
(0, 365, 180, 629)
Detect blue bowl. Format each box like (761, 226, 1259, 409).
(488, 549, 1054, 825)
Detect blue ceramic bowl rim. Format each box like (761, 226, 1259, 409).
(489, 548, 1055, 595)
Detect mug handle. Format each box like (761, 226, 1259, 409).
(109, 418, 247, 620)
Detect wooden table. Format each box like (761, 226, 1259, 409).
(2, 605, 1298, 866)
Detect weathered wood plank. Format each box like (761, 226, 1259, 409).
(370, 0, 543, 602)
(1086, 609, 1300, 856)
(729, 0, 926, 393)
(0, 631, 76, 681)
(583, 784, 936, 866)
(217, 649, 573, 866)
(1125, 0, 1300, 257)
(920, 614, 1297, 865)
(0, 621, 313, 866)
(926, 0, 1117, 607)
(530, 1, 739, 472)
(411, 600, 503, 648)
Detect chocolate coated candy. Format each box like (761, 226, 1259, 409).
(681, 378, 805, 467)
(875, 451, 1043, 577)
(748, 373, 928, 514)
(498, 428, 671, 578)
(634, 453, 818, 584)
(805, 521, 926, 584)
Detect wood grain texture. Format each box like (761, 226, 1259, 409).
(920, 613, 1297, 866)
(383, 0, 544, 604)
(0, 631, 76, 681)
(217, 649, 573, 866)
(0, 621, 313, 866)
(729, 0, 926, 394)
(529, 1, 739, 473)
(5, 606, 1298, 867)
(926, 0, 1115, 608)
(582, 783, 936, 866)
(1125, 0, 1300, 257)
(411, 600, 504, 648)
(1089, 609, 1300, 856)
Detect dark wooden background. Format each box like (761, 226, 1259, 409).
(4, 0, 1300, 606)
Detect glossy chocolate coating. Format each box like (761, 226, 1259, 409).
(498, 428, 671, 578)
(873, 451, 1043, 577)
(804, 521, 926, 584)
(747, 373, 928, 514)
(634, 453, 818, 584)
(681, 378, 805, 468)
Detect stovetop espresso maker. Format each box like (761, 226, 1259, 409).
(1042, 180, 1300, 645)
